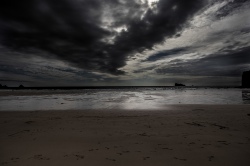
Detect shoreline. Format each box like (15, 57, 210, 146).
(1, 105, 250, 166)
(0, 104, 250, 112)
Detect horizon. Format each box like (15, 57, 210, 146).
(0, 84, 243, 89)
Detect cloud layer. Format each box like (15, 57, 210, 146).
(0, 0, 249, 86)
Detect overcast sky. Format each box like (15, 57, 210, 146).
(0, 0, 249, 86)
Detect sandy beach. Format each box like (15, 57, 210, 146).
(1, 105, 250, 166)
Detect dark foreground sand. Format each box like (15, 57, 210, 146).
(1, 105, 250, 166)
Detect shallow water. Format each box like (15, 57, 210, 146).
(0, 88, 249, 111)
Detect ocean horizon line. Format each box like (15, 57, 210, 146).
(0, 85, 243, 90)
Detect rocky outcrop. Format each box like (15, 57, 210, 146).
(0, 84, 8, 89)
(175, 83, 185, 86)
(242, 71, 250, 88)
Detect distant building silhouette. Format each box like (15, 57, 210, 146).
(242, 71, 250, 88)
(175, 83, 185, 86)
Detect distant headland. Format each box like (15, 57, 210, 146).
(242, 70, 250, 88)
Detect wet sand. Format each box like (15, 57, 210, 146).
(1, 105, 250, 166)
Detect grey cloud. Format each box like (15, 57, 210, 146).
(215, 0, 249, 19)
(133, 66, 155, 74)
(156, 46, 250, 77)
(145, 47, 189, 62)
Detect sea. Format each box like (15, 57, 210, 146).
(0, 87, 249, 111)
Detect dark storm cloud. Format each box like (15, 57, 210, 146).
(0, 0, 113, 72)
(156, 46, 250, 77)
(0, 0, 207, 75)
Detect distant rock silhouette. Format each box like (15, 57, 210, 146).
(0, 84, 8, 89)
(242, 71, 250, 88)
(19, 84, 24, 88)
(175, 83, 185, 86)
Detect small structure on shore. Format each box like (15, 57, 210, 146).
(19, 84, 24, 89)
(242, 71, 250, 88)
(175, 83, 185, 87)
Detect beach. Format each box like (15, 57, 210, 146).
(1, 105, 250, 166)
(1, 0, 250, 165)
